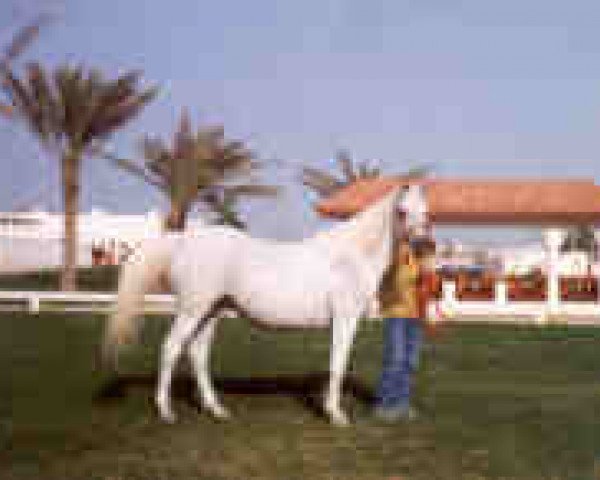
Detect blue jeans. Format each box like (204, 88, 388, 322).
(375, 317, 423, 409)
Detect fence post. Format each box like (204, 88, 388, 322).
(442, 280, 457, 308)
(495, 279, 507, 306)
(543, 228, 565, 314)
(28, 294, 40, 314)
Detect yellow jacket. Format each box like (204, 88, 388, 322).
(378, 254, 421, 319)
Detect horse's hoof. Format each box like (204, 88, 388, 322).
(157, 401, 177, 424)
(327, 409, 350, 427)
(160, 411, 177, 424)
(210, 406, 231, 421)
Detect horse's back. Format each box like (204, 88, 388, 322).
(224, 236, 338, 326)
(170, 228, 243, 297)
(168, 227, 369, 326)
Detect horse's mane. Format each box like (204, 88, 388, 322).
(177, 187, 399, 252)
(312, 186, 400, 251)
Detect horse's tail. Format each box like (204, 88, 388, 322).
(101, 237, 178, 368)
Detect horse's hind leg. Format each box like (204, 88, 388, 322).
(187, 316, 230, 420)
(325, 315, 359, 426)
(156, 313, 203, 423)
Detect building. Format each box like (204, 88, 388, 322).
(0, 209, 205, 272)
(315, 177, 600, 315)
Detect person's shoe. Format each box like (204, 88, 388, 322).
(373, 404, 418, 423)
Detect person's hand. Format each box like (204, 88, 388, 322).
(425, 302, 453, 337)
(439, 302, 456, 321)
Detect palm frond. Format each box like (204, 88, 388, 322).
(357, 160, 369, 179)
(302, 166, 342, 188)
(560, 224, 597, 254)
(2, 68, 33, 119)
(103, 151, 164, 190)
(302, 179, 339, 197)
(24, 62, 57, 141)
(367, 165, 380, 178)
(1, 15, 49, 68)
(302, 166, 343, 197)
(85, 84, 158, 142)
(1, 17, 50, 120)
(200, 189, 247, 229)
(405, 164, 431, 179)
(222, 184, 279, 197)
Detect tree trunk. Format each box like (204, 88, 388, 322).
(60, 151, 81, 291)
(164, 202, 187, 231)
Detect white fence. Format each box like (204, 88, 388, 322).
(0, 290, 176, 314)
(1, 282, 599, 325)
(440, 280, 600, 315)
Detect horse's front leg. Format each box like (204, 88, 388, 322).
(325, 315, 359, 426)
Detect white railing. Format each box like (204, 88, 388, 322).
(0, 290, 176, 314)
(0, 281, 599, 325)
(438, 280, 600, 323)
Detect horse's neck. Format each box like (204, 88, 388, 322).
(313, 214, 363, 245)
(316, 188, 397, 283)
(365, 225, 394, 285)
(314, 188, 398, 246)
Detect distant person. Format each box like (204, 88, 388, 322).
(373, 235, 437, 422)
(91, 242, 103, 266)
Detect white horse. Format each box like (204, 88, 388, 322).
(102, 184, 428, 426)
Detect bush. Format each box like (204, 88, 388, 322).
(0, 266, 120, 291)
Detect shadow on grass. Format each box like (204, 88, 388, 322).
(96, 371, 376, 419)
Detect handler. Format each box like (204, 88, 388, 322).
(373, 234, 437, 421)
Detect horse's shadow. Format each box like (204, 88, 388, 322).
(96, 370, 376, 419)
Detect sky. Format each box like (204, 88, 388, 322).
(2, 0, 600, 241)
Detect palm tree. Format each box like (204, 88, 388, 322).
(106, 109, 277, 231)
(301, 149, 380, 198)
(302, 149, 430, 199)
(1, 27, 157, 290)
(560, 224, 598, 260)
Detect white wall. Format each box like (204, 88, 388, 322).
(0, 210, 206, 272)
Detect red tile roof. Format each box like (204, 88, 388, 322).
(315, 178, 600, 224)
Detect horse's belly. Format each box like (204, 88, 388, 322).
(231, 244, 338, 327)
(251, 315, 331, 329)
(242, 293, 331, 329)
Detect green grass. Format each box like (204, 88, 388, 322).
(2, 313, 600, 479)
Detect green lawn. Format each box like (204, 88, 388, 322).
(2, 312, 600, 479)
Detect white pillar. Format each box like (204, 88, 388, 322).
(28, 294, 40, 314)
(442, 280, 457, 306)
(495, 280, 507, 306)
(543, 227, 566, 315)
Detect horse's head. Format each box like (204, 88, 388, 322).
(395, 183, 430, 240)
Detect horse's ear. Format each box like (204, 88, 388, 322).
(397, 184, 409, 200)
(391, 185, 407, 215)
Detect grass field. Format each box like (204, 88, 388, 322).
(2, 312, 600, 479)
